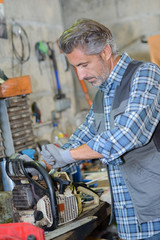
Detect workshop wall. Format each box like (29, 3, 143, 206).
(1, 0, 76, 144)
(60, 0, 160, 108)
(0, 0, 160, 145)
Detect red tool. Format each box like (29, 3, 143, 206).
(0, 222, 45, 240)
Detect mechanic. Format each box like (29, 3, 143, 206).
(41, 19, 160, 240)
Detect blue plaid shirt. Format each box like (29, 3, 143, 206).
(62, 53, 160, 239)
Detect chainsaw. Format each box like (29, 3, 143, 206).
(6, 159, 79, 231)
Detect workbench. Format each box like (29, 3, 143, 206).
(45, 201, 111, 240)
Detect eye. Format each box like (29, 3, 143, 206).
(82, 63, 88, 68)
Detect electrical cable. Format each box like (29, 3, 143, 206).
(11, 22, 31, 76)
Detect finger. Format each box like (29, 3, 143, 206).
(46, 144, 58, 153)
(41, 148, 52, 158)
(41, 154, 56, 166)
(19, 154, 33, 162)
(41, 145, 51, 155)
(41, 159, 56, 171)
(41, 152, 52, 160)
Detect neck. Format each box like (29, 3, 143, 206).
(109, 55, 120, 73)
(113, 55, 120, 67)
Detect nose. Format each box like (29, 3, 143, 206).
(76, 67, 86, 80)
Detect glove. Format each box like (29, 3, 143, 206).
(41, 144, 76, 168)
(19, 154, 46, 179)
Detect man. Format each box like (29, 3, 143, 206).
(41, 19, 160, 240)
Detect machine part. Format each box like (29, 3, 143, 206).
(6, 159, 58, 231)
(5, 95, 30, 108)
(0, 129, 5, 158)
(45, 216, 97, 240)
(54, 97, 71, 112)
(0, 158, 15, 191)
(0, 99, 15, 157)
(6, 159, 79, 231)
(73, 182, 99, 206)
(36, 195, 53, 227)
(57, 193, 78, 225)
(4, 95, 36, 152)
(12, 184, 36, 210)
(0, 222, 45, 240)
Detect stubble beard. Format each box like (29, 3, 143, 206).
(92, 66, 110, 87)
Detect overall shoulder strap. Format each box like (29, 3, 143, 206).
(93, 89, 104, 113)
(112, 60, 144, 109)
(93, 60, 144, 114)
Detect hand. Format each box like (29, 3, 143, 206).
(19, 154, 46, 179)
(41, 144, 75, 168)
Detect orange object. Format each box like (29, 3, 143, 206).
(0, 75, 32, 98)
(79, 79, 92, 107)
(0, 222, 45, 240)
(148, 34, 160, 68)
(58, 203, 65, 212)
(74, 67, 92, 107)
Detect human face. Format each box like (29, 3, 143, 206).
(66, 48, 111, 87)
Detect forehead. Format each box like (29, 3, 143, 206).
(66, 48, 96, 67)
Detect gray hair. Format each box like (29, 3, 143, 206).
(58, 18, 118, 56)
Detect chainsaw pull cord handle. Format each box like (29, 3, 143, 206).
(22, 161, 59, 231)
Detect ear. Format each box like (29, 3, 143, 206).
(100, 45, 112, 61)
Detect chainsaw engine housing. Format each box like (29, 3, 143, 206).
(6, 159, 79, 231)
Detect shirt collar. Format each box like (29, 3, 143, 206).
(99, 52, 132, 92)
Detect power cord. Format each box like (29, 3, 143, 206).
(11, 22, 31, 76)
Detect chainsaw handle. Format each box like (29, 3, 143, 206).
(52, 176, 70, 194)
(73, 182, 99, 205)
(23, 161, 59, 231)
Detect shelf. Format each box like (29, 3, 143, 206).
(33, 120, 52, 128)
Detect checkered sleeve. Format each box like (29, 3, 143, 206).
(60, 106, 96, 173)
(61, 105, 96, 150)
(88, 63, 160, 164)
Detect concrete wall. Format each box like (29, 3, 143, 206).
(0, 0, 160, 145)
(1, 0, 76, 144)
(60, 0, 160, 106)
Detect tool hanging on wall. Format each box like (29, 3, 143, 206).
(56, 39, 69, 72)
(35, 41, 70, 112)
(0, 68, 8, 84)
(47, 41, 65, 100)
(35, 41, 64, 99)
(11, 22, 31, 77)
(32, 101, 42, 123)
(35, 41, 48, 75)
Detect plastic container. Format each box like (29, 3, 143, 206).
(51, 123, 68, 146)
